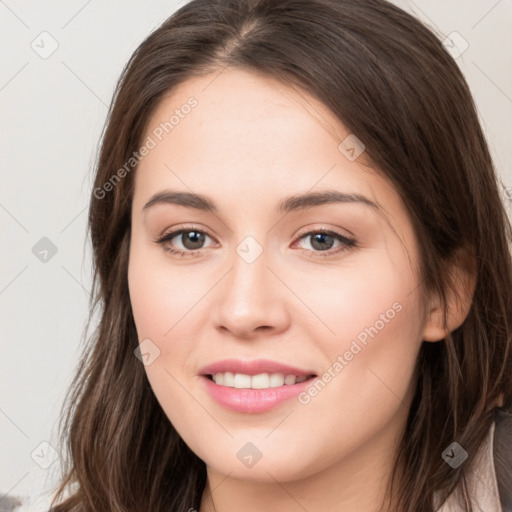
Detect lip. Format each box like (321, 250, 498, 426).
(199, 358, 315, 377)
(201, 375, 316, 413)
(198, 358, 317, 413)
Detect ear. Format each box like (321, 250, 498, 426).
(422, 246, 477, 342)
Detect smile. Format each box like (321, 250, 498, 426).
(198, 358, 317, 413)
(208, 372, 312, 389)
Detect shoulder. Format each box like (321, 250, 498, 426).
(435, 412, 512, 512)
(494, 408, 512, 512)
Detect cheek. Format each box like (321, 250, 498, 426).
(292, 245, 423, 419)
(127, 236, 204, 342)
(127, 236, 207, 395)
(128, 263, 169, 343)
(128, 248, 207, 439)
(269, 273, 422, 480)
(293, 246, 421, 352)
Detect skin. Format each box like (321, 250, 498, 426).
(127, 68, 473, 512)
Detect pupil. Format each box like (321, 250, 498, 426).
(312, 233, 334, 251)
(183, 231, 205, 250)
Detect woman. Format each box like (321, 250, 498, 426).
(49, 0, 512, 510)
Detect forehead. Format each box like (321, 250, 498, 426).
(133, 68, 403, 227)
(143, 68, 351, 165)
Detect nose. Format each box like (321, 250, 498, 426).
(212, 244, 290, 340)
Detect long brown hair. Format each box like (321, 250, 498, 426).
(49, 1, 512, 510)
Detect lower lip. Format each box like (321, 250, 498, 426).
(201, 375, 316, 413)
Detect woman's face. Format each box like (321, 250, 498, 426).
(128, 68, 430, 483)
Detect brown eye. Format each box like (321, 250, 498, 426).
(154, 227, 215, 257)
(294, 229, 357, 257)
(172, 230, 207, 250)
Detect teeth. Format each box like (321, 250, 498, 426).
(269, 373, 284, 387)
(223, 372, 234, 387)
(284, 374, 296, 385)
(251, 373, 269, 389)
(211, 372, 310, 389)
(234, 373, 251, 388)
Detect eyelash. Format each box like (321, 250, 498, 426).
(154, 224, 357, 259)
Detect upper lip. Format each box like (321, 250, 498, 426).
(199, 358, 316, 377)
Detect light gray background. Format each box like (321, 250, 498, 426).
(1, 1, 511, 510)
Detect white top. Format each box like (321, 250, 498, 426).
(435, 422, 502, 512)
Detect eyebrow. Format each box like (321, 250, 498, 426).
(142, 189, 381, 214)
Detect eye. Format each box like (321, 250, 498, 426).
(154, 226, 357, 258)
(293, 229, 357, 257)
(154, 226, 216, 257)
